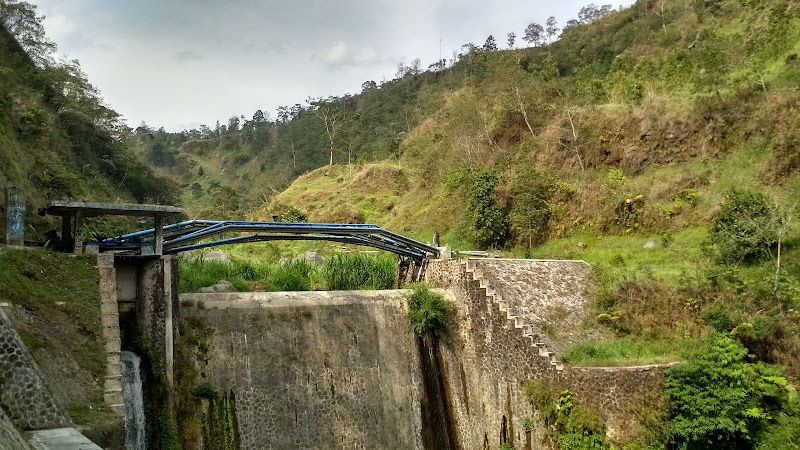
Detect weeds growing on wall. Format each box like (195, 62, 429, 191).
(406, 284, 450, 337)
(523, 380, 611, 449)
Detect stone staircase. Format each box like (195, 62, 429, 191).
(461, 259, 564, 371)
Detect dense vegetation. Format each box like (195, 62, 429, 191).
(2, 0, 800, 448)
(0, 1, 178, 239)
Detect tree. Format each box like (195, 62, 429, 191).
(560, 107, 585, 171)
(227, 116, 240, 133)
(578, 4, 613, 24)
(507, 32, 516, 49)
(709, 190, 776, 265)
(252, 109, 266, 124)
(667, 334, 789, 448)
(546, 16, 560, 43)
(0, 0, 56, 66)
(361, 80, 377, 92)
(510, 170, 555, 248)
(483, 35, 498, 51)
(465, 171, 509, 249)
(523, 22, 545, 47)
(309, 97, 344, 165)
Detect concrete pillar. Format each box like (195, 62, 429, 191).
(98, 254, 123, 414)
(73, 212, 84, 254)
(60, 215, 72, 246)
(432, 231, 440, 248)
(154, 215, 164, 255)
(163, 257, 173, 388)
(5, 187, 25, 246)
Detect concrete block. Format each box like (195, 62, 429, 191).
(106, 364, 121, 377)
(101, 313, 119, 328)
(103, 391, 123, 406)
(103, 377, 121, 392)
(103, 338, 121, 354)
(100, 302, 119, 315)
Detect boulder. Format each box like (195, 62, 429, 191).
(197, 280, 237, 293)
(204, 252, 231, 263)
(298, 251, 323, 265)
(643, 241, 660, 250)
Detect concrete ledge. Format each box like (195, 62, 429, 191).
(179, 289, 426, 310)
(26, 428, 103, 450)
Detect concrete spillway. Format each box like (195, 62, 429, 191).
(180, 290, 427, 450)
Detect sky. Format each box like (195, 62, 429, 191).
(34, 0, 635, 132)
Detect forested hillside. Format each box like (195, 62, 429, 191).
(0, 1, 177, 239)
(145, 1, 800, 446)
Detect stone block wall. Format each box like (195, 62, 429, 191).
(0, 309, 70, 431)
(98, 254, 123, 413)
(425, 259, 672, 448)
(180, 290, 424, 450)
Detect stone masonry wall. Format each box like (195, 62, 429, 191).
(0, 308, 70, 431)
(180, 290, 424, 450)
(426, 259, 672, 448)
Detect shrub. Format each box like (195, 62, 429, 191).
(666, 333, 790, 448)
(406, 285, 449, 336)
(464, 171, 509, 249)
(708, 190, 776, 264)
(522, 417, 534, 432)
(278, 206, 308, 223)
(192, 383, 218, 400)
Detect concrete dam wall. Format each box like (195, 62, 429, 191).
(178, 259, 671, 449)
(179, 290, 424, 450)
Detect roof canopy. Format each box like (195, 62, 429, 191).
(39, 201, 182, 218)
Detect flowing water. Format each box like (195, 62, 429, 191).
(121, 351, 146, 450)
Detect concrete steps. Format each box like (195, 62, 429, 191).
(460, 258, 564, 371)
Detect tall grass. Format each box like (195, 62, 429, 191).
(319, 253, 397, 291)
(178, 253, 397, 293)
(561, 338, 697, 367)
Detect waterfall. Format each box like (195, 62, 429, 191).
(409, 361, 424, 450)
(121, 351, 146, 450)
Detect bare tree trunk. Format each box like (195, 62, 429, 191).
(565, 108, 585, 171)
(756, 69, 767, 92)
(515, 86, 536, 138)
(657, 2, 667, 34)
(479, 112, 501, 153)
(774, 233, 782, 302)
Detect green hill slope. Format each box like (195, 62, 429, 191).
(250, 0, 800, 386)
(0, 3, 178, 239)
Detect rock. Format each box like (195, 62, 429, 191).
(197, 280, 237, 293)
(643, 241, 660, 250)
(297, 251, 323, 265)
(204, 252, 231, 263)
(577, 242, 587, 249)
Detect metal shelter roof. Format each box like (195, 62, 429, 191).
(38, 201, 182, 218)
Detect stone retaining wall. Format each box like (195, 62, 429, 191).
(425, 259, 672, 447)
(0, 309, 70, 431)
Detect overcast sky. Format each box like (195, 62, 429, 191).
(35, 0, 635, 132)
